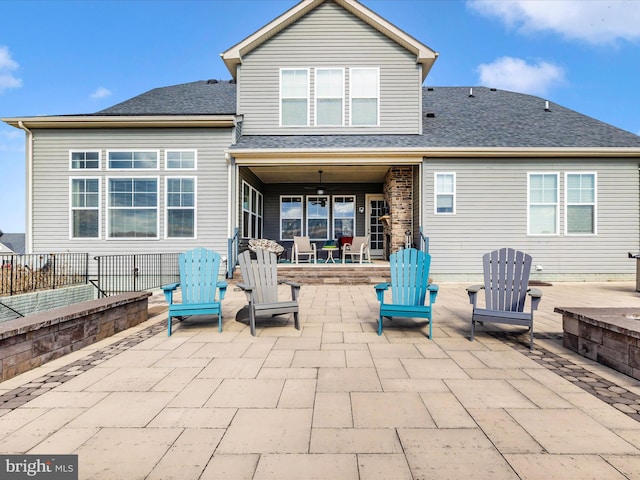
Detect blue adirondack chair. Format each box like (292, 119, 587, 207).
(374, 248, 439, 337)
(161, 247, 228, 336)
(467, 247, 542, 350)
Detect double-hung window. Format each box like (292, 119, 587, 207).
(108, 178, 158, 238)
(166, 150, 196, 170)
(70, 178, 100, 238)
(70, 151, 100, 170)
(307, 196, 329, 240)
(281, 69, 309, 126)
(108, 150, 158, 169)
(528, 173, 558, 235)
(166, 177, 196, 238)
(350, 68, 379, 126)
(435, 173, 456, 214)
(242, 181, 263, 239)
(333, 196, 355, 237)
(281, 196, 303, 240)
(316, 68, 344, 126)
(566, 172, 596, 235)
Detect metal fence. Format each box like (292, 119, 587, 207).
(92, 253, 181, 297)
(0, 253, 89, 296)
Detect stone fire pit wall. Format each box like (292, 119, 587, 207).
(556, 307, 640, 380)
(0, 291, 151, 382)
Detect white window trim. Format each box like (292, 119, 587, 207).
(165, 176, 197, 239)
(165, 149, 197, 170)
(315, 67, 345, 127)
(69, 150, 101, 170)
(279, 68, 310, 127)
(106, 149, 160, 170)
(106, 176, 160, 240)
(332, 195, 356, 237)
(69, 177, 101, 239)
(564, 171, 597, 236)
(434, 172, 456, 215)
(527, 172, 559, 236)
(349, 67, 380, 127)
(280, 195, 304, 240)
(241, 180, 263, 239)
(306, 195, 330, 240)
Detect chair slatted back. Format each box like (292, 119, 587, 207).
(238, 249, 279, 304)
(483, 248, 532, 313)
(389, 248, 431, 306)
(179, 247, 221, 304)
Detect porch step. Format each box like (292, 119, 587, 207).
(233, 263, 391, 285)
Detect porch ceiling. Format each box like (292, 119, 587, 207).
(247, 165, 390, 184)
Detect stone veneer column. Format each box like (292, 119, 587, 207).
(383, 166, 413, 254)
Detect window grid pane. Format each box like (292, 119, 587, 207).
(71, 178, 99, 238)
(567, 173, 595, 234)
(108, 178, 158, 238)
(281, 196, 302, 240)
(529, 174, 558, 235)
(281, 69, 308, 126)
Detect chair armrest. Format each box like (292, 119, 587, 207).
(466, 284, 484, 306)
(374, 282, 390, 302)
(281, 279, 301, 300)
(236, 282, 254, 292)
(528, 287, 542, 311)
(280, 279, 301, 288)
(161, 282, 180, 304)
(161, 282, 180, 292)
(217, 281, 228, 300)
(311, 244, 317, 252)
(427, 283, 439, 303)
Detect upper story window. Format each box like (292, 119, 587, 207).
(70, 151, 100, 170)
(566, 172, 596, 235)
(528, 173, 558, 235)
(280, 69, 309, 126)
(108, 150, 158, 169)
(316, 68, 344, 126)
(70, 178, 100, 238)
(107, 177, 158, 238)
(350, 68, 379, 126)
(435, 173, 456, 214)
(166, 150, 196, 170)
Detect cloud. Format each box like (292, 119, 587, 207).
(0, 46, 22, 93)
(477, 56, 565, 95)
(90, 87, 112, 99)
(468, 0, 640, 45)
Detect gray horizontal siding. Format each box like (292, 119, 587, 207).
(423, 158, 640, 280)
(238, 2, 421, 135)
(31, 128, 233, 258)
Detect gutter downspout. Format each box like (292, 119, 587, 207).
(17, 121, 33, 253)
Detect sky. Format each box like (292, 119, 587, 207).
(1, 0, 640, 233)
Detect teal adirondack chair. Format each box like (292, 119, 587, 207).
(162, 247, 228, 336)
(374, 248, 439, 338)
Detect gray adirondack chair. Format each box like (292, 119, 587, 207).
(467, 248, 542, 350)
(237, 248, 301, 336)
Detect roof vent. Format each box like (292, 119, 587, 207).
(468, 87, 474, 97)
(490, 88, 497, 91)
(426, 112, 435, 118)
(229, 79, 236, 84)
(427, 87, 434, 91)
(544, 100, 551, 112)
(206, 79, 219, 84)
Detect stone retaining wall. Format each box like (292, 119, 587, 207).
(0, 291, 151, 382)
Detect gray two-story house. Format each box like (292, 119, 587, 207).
(4, 0, 640, 281)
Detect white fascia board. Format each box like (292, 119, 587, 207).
(2, 115, 237, 129)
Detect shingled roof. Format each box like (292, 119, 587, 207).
(95, 81, 640, 149)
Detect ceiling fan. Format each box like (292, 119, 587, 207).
(304, 170, 329, 195)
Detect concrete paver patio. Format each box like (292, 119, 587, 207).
(1, 281, 640, 479)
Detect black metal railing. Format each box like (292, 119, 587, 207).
(92, 253, 180, 297)
(0, 253, 89, 297)
(419, 227, 429, 253)
(228, 228, 239, 279)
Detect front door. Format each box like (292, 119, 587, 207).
(366, 194, 386, 258)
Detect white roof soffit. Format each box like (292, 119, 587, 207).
(229, 146, 640, 161)
(221, 0, 438, 81)
(2, 115, 236, 128)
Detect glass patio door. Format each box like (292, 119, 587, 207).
(366, 194, 385, 258)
